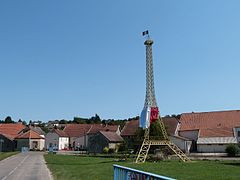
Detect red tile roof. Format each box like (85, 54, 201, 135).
(0, 133, 15, 141)
(87, 124, 119, 134)
(120, 117, 179, 136)
(53, 129, 68, 137)
(0, 123, 26, 138)
(15, 130, 44, 139)
(200, 128, 233, 137)
(120, 120, 139, 136)
(179, 110, 240, 138)
(63, 124, 92, 137)
(99, 131, 123, 142)
(162, 117, 179, 136)
(63, 124, 119, 137)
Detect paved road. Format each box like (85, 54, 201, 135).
(0, 152, 52, 180)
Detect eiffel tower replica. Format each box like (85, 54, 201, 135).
(136, 32, 190, 163)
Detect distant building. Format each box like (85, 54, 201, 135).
(88, 131, 123, 153)
(15, 130, 45, 151)
(0, 123, 26, 138)
(120, 120, 139, 149)
(46, 120, 61, 131)
(0, 133, 15, 152)
(45, 129, 69, 150)
(0, 123, 26, 152)
(20, 125, 46, 138)
(63, 124, 120, 151)
(63, 124, 92, 150)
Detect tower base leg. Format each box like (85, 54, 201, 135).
(135, 139, 190, 163)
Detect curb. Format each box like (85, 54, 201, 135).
(0, 152, 20, 163)
(43, 154, 54, 180)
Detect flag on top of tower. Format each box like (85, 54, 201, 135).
(142, 30, 149, 36)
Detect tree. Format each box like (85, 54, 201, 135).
(59, 119, 68, 124)
(102, 120, 106, 125)
(73, 117, 87, 124)
(88, 114, 101, 124)
(94, 114, 101, 123)
(18, 119, 27, 125)
(150, 121, 164, 138)
(5, 116, 14, 123)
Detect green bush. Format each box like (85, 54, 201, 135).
(118, 142, 127, 152)
(103, 147, 109, 154)
(108, 148, 115, 154)
(225, 144, 239, 157)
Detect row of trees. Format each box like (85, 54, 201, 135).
(1, 113, 178, 127)
(0, 114, 138, 127)
(59, 114, 140, 129)
(0, 116, 27, 125)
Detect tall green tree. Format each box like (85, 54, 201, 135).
(5, 116, 14, 123)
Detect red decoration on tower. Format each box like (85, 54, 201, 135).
(150, 107, 159, 124)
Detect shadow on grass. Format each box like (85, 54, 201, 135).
(222, 162, 240, 167)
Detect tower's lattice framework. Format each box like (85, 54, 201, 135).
(135, 36, 190, 163)
(144, 39, 157, 108)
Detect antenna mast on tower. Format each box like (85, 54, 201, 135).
(135, 31, 190, 163)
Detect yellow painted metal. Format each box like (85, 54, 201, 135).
(135, 118, 190, 163)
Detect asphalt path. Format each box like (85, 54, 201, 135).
(0, 151, 52, 180)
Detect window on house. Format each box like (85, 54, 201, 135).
(238, 131, 240, 137)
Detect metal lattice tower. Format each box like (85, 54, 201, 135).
(144, 39, 157, 108)
(135, 34, 190, 163)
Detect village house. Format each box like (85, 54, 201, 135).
(88, 131, 123, 153)
(0, 123, 26, 152)
(0, 133, 15, 152)
(179, 110, 240, 153)
(120, 119, 139, 149)
(63, 124, 92, 150)
(45, 129, 69, 150)
(87, 124, 121, 153)
(15, 130, 45, 151)
(63, 124, 121, 151)
(21, 125, 46, 138)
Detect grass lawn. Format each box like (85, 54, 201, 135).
(0, 151, 19, 161)
(44, 154, 240, 180)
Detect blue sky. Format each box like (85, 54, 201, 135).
(1, 0, 240, 122)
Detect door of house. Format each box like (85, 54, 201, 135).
(32, 141, 38, 150)
(190, 140, 197, 152)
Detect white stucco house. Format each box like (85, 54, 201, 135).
(16, 130, 45, 151)
(45, 129, 69, 150)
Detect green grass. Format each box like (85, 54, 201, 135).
(44, 154, 240, 180)
(0, 151, 19, 161)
